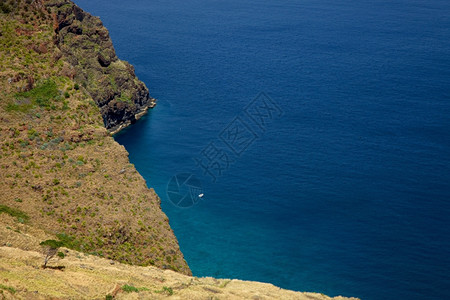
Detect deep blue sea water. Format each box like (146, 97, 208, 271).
(75, 1, 450, 299)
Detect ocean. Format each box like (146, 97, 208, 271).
(75, 0, 450, 299)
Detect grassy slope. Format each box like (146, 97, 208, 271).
(0, 221, 359, 299)
(0, 0, 190, 275)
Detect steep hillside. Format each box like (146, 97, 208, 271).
(0, 0, 189, 275)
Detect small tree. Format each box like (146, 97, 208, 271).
(39, 240, 64, 268)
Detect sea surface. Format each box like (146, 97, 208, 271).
(75, 1, 450, 299)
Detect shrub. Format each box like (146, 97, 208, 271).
(39, 239, 64, 268)
(121, 285, 149, 293)
(0, 284, 16, 294)
(55, 233, 83, 251)
(159, 286, 173, 296)
(0, 3, 12, 14)
(122, 285, 139, 293)
(14, 79, 59, 110)
(0, 205, 29, 223)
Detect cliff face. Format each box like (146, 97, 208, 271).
(47, 0, 155, 133)
(0, 0, 189, 275)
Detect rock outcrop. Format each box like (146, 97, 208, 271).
(47, 0, 155, 133)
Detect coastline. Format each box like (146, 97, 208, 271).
(0, 0, 362, 298)
(108, 98, 156, 136)
(0, 0, 191, 275)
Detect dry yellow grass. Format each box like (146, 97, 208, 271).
(0, 244, 359, 300)
(0, 223, 359, 299)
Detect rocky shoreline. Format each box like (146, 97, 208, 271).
(108, 99, 156, 135)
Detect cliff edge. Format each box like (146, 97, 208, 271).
(0, 0, 189, 275)
(0, 223, 359, 299)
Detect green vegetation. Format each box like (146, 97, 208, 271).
(163, 286, 174, 295)
(219, 280, 231, 288)
(156, 286, 174, 296)
(0, 284, 16, 294)
(56, 233, 84, 251)
(39, 239, 64, 249)
(19, 79, 58, 104)
(121, 284, 150, 293)
(0, 3, 12, 14)
(0, 205, 29, 223)
(39, 239, 64, 268)
(122, 284, 138, 293)
(122, 284, 139, 293)
(7, 79, 62, 112)
(117, 92, 133, 104)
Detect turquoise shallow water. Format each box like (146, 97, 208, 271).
(76, 1, 450, 299)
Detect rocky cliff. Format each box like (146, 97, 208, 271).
(0, 0, 189, 275)
(48, 0, 155, 133)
